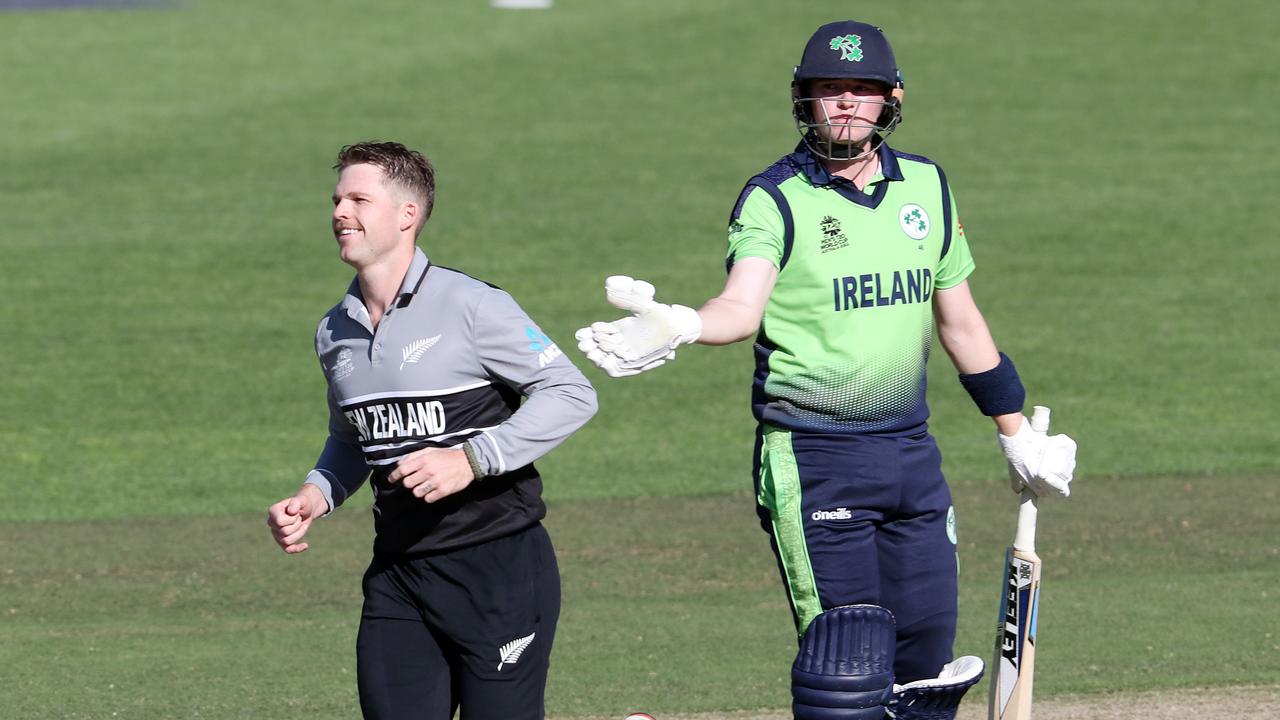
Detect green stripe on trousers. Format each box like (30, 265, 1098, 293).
(757, 426, 822, 635)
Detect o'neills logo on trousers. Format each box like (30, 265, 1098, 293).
(345, 400, 447, 442)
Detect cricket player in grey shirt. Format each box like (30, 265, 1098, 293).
(267, 141, 597, 720)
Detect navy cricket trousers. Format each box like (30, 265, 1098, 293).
(754, 426, 959, 683)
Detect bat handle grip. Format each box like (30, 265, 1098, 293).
(1029, 405, 1051, 433)
(1013, 405, 1050, 553)
(1014, 490, 1038, 553)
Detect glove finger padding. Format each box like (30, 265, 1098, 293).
(577, 333, 668, 378)
(575, 327, 600, 354)
(1033, 434, 1076, 498)
(589, 348, 642, 378)
(623, 353, 670, 374)
(618, 349, 674, 372)
(605, 275, 657, 313)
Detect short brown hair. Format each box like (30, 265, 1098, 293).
(334, 141, 436, 228)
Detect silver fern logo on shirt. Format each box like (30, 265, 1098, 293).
(497, 632, 536, 671)
(400, 335, 442, 370)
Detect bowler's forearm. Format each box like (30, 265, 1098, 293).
(465, 378, 598, 476)
(306, 435, 371, 513)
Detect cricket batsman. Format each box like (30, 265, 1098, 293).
(576, 21, 1078, 720)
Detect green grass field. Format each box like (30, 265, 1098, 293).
(1, 0, 1276, 717)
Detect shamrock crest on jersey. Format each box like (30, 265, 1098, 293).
(829, 34, 863, 62)
(899, 204, 930, 240)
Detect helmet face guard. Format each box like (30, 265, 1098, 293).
(791, 20, 904, 162)
(792, 86, 902, 161)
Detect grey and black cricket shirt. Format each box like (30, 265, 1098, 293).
(304, 247, 597, 556)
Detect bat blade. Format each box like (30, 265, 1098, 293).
(989, 405, 1049, 720)
(990, 546, 1042, 719)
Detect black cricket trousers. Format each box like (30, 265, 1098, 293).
(357, 524, 560, 719)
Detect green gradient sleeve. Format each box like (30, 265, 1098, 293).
(727, 186, 786, 268)
(935, 191, 975, 288)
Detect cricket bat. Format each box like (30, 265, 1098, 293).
(988, 405, 1050, 720)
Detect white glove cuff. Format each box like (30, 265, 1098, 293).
(997, 415, 1034, 454)
(669, 304, 702, 344)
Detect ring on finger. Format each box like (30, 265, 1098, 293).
(422, 482, 434, 494)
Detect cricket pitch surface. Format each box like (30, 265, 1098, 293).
(557, 684, 1280, 720)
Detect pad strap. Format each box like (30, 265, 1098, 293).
(957, 352, 1025, 417)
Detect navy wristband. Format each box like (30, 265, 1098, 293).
(958, 352, 1025, 416)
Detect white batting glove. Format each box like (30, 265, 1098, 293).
(574, 276, 701, 376)
(574, 327, 673, 377)
(998, 416, 1077, 498)
(890, 655, 984, 715)
(892, 655, 984, 694)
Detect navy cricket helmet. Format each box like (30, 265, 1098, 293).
(792, 20, 905, 161)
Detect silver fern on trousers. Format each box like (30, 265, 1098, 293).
(497, 632, 536, 670)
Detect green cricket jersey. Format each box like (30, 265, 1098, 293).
(727, 142, 974, 435)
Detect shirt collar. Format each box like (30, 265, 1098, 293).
(340, 247, 432, 324)
(395, 247, 432, 307)
(788, 138, 903, 188)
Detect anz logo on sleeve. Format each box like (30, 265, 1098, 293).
(525, 327, 563, 368)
